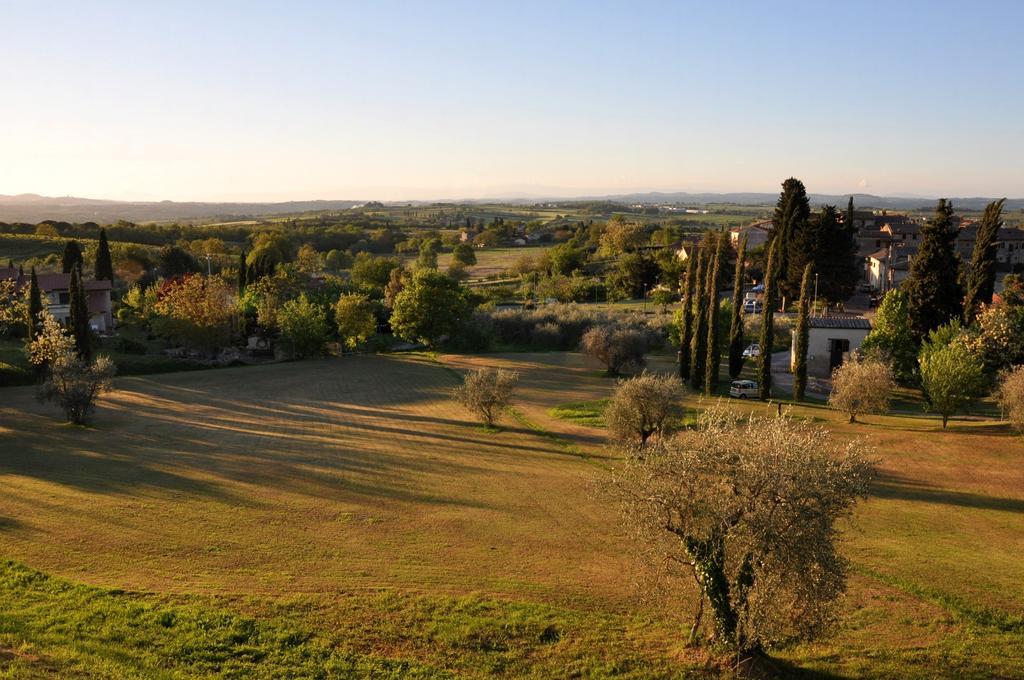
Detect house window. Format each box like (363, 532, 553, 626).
(58, 292, 70, 305)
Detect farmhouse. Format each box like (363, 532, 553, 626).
(793, 316, 872, 378)
(729, 220, 771, 249)
(0, 267, 114, 333)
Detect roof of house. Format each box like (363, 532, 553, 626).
(0, 267, 112, 292)
(809, 317, 872, 330)
(730, 220, 773, 234)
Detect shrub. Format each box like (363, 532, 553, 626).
(453, 368, 519, 428)
(38, 354, 116, 424)
(581, 325, 649, 376)
(997, 365, 1024, 433)
(152, 275, 237, 353)
(604, 372, 685, 445)
(829, 359, 893, 423)
(277, 295, 330, 359)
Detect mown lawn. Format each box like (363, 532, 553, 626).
(0, 352, 1022, 677)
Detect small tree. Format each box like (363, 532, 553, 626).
(0, 279, 27, 337)
(94, 228, 114, 282)
(607, 407, 872, 655)
(62, 240, 84, 273)
(453, 368, 519, 428)
(68, 265, 92, 358)
(728, 236, 747, 379)
(604, 371, 685, 445)
(829, 359, 893, 423)
(860, 289, 917, 384)
(277, 294, 329, 359)
(452, 243, 477, 266)
(757, 238, 780, 400)
(390, 270, 473, 345)
(996, 365, 1024, 434)
(38, 353, 116, 425)
(792, 264, 812, 401)
(581, 325, 648, 376)
(334, 293, 377, 350)
(26, 310, 76, 369)
(919, 329, 984, 428)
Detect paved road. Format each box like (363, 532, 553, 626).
(767, 350, 831, 401)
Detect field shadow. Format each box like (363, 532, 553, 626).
(871, 472, 1024, 513)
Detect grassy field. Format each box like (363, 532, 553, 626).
(1, 352, 1023, 677)
(436, 245, 554, 281)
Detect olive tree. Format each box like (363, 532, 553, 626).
(919, 333, 984, 428)
(828, 359, 893, 423)
(581, 325, 648, 376)
(38, 353, 116, 424)
(996, 365, 1024, 434)
(606, 408, 873, 655)
(605, 371, 685, 446)
(453, 368, 519, 428)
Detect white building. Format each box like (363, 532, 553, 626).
(793, 317, 872, 378)
(729, 221, 771, 249)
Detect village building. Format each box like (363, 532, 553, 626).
(728, 220, 771, 249)
(793, 316, 872, 378)
(0, 267, 114, 333)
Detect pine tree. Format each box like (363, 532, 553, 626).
(94, 229, 114, 281)
(677, 251, 697, 382)
(69, 265, 91, 358)
(26, 267, 43, 341)
(704, 232, 726, 395)
(728, 236, 747, 379)
(238, 250, 248, 296)
(963, 198, 1006, 325)
(62, 240, 84, 274)
(772, 178, 811, 303)
(905, 199, 963, 342)
(792, 263, 813, 401)
(757, 239, 779, 400)
(817, 204, 860, 303)
(689, 243, 710, 391)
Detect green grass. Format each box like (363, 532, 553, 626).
(548, 398, 610, 427)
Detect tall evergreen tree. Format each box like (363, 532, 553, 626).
(62, 240, 84, 274)
(757, 239, 779, 400)
(26, 267, 43, 341)
(677, 251, 697, 382)
(69, 265, 91, 358)
(792, 263, 813, 401)
(728, 236, 747, 379)
(772, 178, 811, 303)
(238, 250, 248, 296)
(704, 232, 727, 394)
(817, 200, 861, 304)
(905, 199, 963, 342)
(963, 198, 1006, 325)
(94, 229, 114, 281)
(689, 241, 710, 391)
(845, 196, 855, 230)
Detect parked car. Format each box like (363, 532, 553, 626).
(742, 299, 763, 314)
(857, 282, 873, 293)
(742, 343, 760, 358)
(729, 380, 759, 399)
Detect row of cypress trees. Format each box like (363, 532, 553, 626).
(61, 228, 114, 282)
(677, 231, 751, 395)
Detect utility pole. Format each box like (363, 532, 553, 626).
(204, 253, 212, 276)
(813, 273, 819, 317)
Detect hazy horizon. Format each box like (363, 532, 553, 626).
(3, 1, 1022, 202)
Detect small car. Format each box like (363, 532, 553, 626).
(729, 380, 759, 399)
(742, 343, 760, 358)
(742, 299, 763, 314)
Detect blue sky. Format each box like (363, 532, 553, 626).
(1, 1, 1022, 201)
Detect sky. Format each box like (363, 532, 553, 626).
(1, 0, 1022, 202)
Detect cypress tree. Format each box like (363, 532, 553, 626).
(677, 251, 697, 382)
(772, 178, 811, 303)
(905, 199, 963, 342)
(689, 243, 709, 391)
(757, 239, 779, 400)
(815, 204, 859, 304)
(963, 198, 1006, 325)
(728, 235, 748, 379)
(94, 228, 114, 281)
(62, 240, 84, 274)
(792, 263, 813, 401)
(238, 250, 248, 296)
(69, 265, 91, 358)
(704, 232, 726, 395)
(26, 267, 43, 341)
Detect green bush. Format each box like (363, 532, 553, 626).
(0, 361, 34, 387)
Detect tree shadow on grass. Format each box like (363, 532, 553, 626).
(871, 472, 1024, 513)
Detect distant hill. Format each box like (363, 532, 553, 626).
(0, 194, 364, 224)
(1, 191, 1021, 223)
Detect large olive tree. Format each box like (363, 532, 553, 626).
(607, 408, 872, 656)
